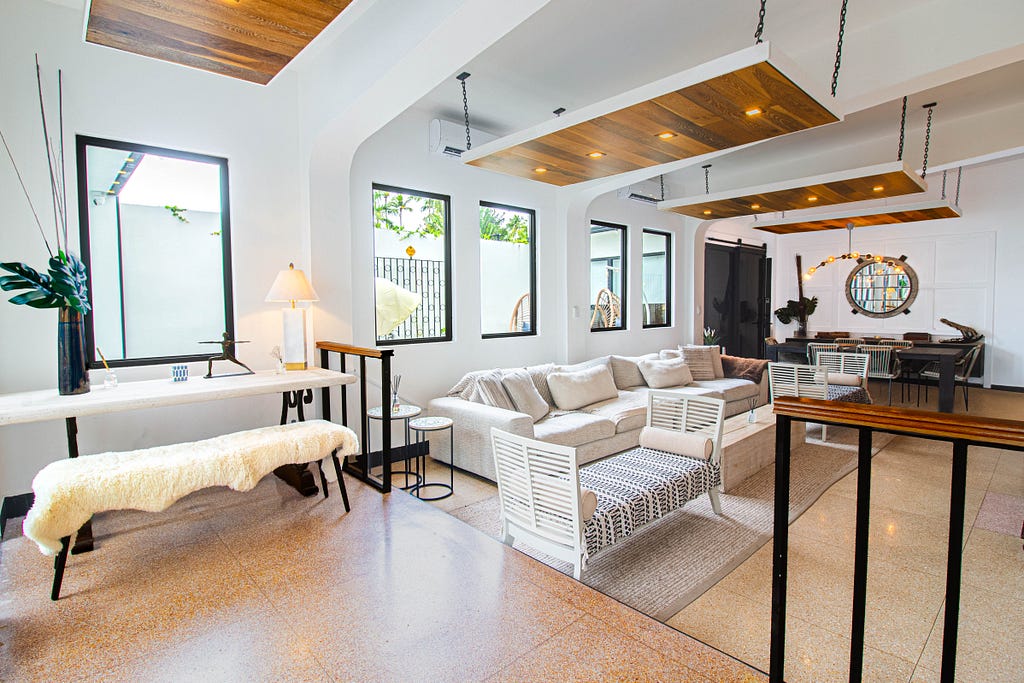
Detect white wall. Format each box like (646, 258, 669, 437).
(0, 1, 306, 497)
(770, 155, 1024, 388)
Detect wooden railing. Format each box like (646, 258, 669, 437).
(317, 341, 395, 494)
(770, 397, 1024, 683)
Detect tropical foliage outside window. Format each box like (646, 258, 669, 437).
(372, 184, 451, 344)
(480, 202, 536, 337)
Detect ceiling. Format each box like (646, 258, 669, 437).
(85, 0, 355, 84)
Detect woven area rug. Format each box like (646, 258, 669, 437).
(449, 426, 894, 622)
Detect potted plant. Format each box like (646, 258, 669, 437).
(1, 56, 91, 394)
(774, 296, 818, 338)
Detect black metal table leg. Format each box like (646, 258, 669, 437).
(66, 418, 94, 554)
(274, 389, 319, 496)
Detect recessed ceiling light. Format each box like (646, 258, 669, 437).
(873, 185, 884, 192)
(657, 132, 676, 139)
(745, 108, 762, 116)
(703, 210, 712, 215)
(534, 167, 547, 174)
(807, 195, 818, 202)
(751, 203, 761, 210)
(587, 151, 605, 158)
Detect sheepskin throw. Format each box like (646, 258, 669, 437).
(721, 354, 769, 383)
(23, 420, 358, 556)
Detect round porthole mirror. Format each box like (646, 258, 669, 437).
(845, 257, 918, 318)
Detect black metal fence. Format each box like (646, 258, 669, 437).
(375, 257, 447, 341)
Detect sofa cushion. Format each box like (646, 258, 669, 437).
(524, 363, 557, 406)
(690, 378, 759, 403)
(555, 356, 610, 374)
(638, 357, 693, 389)
(609, 354, 657, 389)
(501, 369, 550, 422)
(681, 345, 724, 378)
(581, 390, 648, 434)
(547, 364, 619, 411)
(680, 347, 717, 380)
(533, 411, 616, 447)
(476, 369, 516, 411)
(639, 426, 713, 459)
(659, 348, 682, 360)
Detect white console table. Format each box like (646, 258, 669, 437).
(0, 368, 356, 551)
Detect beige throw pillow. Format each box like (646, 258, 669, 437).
(659, 349, 682, 360)
(501, 369, 550, 423)
(681, 344, 724, 378)
(637, 357, 693, 389)
(609, 354, 657, 389)
(639, 426, 713, 460)
(475, 369, 516, 411)
(680, 347, 717, 381)
(546, 364, 619, 411)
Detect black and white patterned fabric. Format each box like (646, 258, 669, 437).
(580, 447, 720, 558)
(827, 385, 872, 404)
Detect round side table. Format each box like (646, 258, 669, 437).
(367, 404, 422, 490)
(409, 416, 454, 501)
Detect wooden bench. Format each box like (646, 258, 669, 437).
(491, 392, 725, 579)
(23, 419, 359, 600)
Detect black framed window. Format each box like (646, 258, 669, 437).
(372, 184, 452, 345)
(480, 202, 536, 338)
(642, 229, 671, 328)
(589, 221, 626, 331)
(76, 136, 233, 368)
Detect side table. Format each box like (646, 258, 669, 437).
(367, 404, 422, 490)
(409, 416, 454, 501)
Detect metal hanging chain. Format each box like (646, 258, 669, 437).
(660, 174, 665, 201)
(897, 96, 908, 161)
(703, 164, 712, 194)
(955, 166, 963, 205)
(941, 169, 947, 199)
(754, 0, 767, 44)
(457, 72, 472, 151)
(920, 102, 936, 178)
(830, 0, 849, 98)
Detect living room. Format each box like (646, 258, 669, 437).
(1, 1, 1022, 681)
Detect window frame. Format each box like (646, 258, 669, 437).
(75, 135, 234, 370)
(371, 183, 453, 346)
(479, 201, 537, 340)
(641, 228, 672, 329)
(589, 220, 627, 332)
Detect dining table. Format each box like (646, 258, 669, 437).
(894, 346, 967, 413)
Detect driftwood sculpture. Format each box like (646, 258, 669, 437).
(938, 318, 983, 343)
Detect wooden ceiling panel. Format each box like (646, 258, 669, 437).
(752, 200, 961, 234)
(463, 44, 840, 186)
(661, 162, 927, 219)
(86, 0, 354, 85)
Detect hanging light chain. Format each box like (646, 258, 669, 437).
(703, 164, 712, 194)
(897, 96, 907, 161)
(754, 0, 767, 44)
(457, 72, 472, 151)
(660, 174, 665, 201)
(955, 166, 963, 206)
(920, 102, 936, 179)
(941, 170, 947, 199)
(830, 0, 849, 98)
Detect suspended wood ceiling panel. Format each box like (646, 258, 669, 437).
(462, 43, 841, 186)
(753, 199, 962, 235)
(660, 161, 926, 219)
(85, 0, 354, 85)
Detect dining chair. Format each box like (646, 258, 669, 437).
(768, 362, 831, 440)
(833, 337, 862, 346)
(806, 342, 839, 365)
(919, 344, 983, 411)
(857, 345, 900, 405)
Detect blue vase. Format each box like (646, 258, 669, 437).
(58, 307, 89, 395)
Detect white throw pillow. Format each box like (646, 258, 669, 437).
(475, 369, 516, 411)
(637, 357, 694, 389)
(502, 369, 550, 423)
(546, 364, 619, 411)
(609, 354, 657, 389)
(659, 349, 682, 360)
(639, 426, 713, 460)
(681, 344, 724, 378)
(679, 347, 717, 381)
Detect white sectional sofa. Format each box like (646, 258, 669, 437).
(427, 349, 770, 482)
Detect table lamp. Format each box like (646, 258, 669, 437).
(265, 263, 319, 370)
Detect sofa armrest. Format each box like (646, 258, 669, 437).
(426, 397, 534, 481)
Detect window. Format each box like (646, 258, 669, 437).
(480, 202, 536, 337)
(589, 221, 626, 331)
(372, 184, 452, 344)
(642, 229, 671, 328)
(77, 136, 233, 368)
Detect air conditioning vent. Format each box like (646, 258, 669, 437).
(428, 119, 497, 158)
(617, 178, 665, 204)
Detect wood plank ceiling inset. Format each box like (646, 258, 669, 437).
(660, 162, 926, 219)
(463, 43, 840, 186)
(753, 200, 962, 234)
(86, 0, 354, 85)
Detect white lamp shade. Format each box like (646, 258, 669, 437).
(266, 264, 319, 303)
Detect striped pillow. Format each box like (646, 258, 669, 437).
(680, 347, 716, 380)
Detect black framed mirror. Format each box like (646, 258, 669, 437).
(76, 136, 234, 368)
(845, 256, 917, 318)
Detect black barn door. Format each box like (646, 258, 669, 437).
(703, 241, 770, 358)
